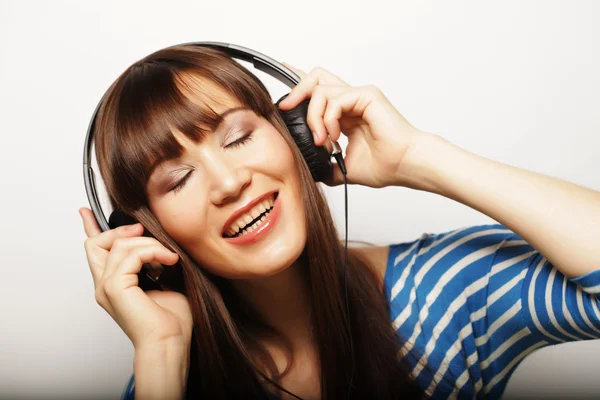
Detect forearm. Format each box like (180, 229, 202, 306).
(133, 340, 190, 400)
(402, 133, 600, 278)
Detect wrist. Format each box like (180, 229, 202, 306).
(395, 132, 462, 194)
(134, 339, 190, 378)
(134, 340, 190, 400)
(135, 337, 190, 355)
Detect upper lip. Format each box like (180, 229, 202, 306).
(222, 190, 278, 236)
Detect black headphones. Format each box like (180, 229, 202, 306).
(83, 41, 346, 291)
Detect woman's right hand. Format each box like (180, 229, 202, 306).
(79, 207, 193, 350)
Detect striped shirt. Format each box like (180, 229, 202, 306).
(384, 223, 600, 399)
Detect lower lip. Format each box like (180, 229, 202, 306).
(223, 195, 281, 246)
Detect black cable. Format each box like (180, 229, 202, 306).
(333, 153, 354, 400)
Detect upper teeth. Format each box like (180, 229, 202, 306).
(226, 195, 275, 237)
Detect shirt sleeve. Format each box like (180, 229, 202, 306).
(478, 224, 600, 399)
(383, 223, 600, 400)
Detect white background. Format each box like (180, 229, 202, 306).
(1, 0, 599, 398)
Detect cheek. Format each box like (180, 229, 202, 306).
(254, 127, 303, 187)
(151, 196, 210, 249)
(252, 131, 298, 175)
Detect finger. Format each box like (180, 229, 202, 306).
(278, 66, 348, 110)
(115, 245, 180, 278)
(305, 85, 329, 145)
(323, 134, 333, 154)
(103, 237, 173, 279)
(80, 207, 102, 237)
(321, 88, 366, 143)
(101, 245, 179, 304)
(305, 85, 348, 145)
(100, 245, 178, 316)
(90, 222, 145, 251)
(282, 61, 306, 79)
(309, 66, 348, 86)
(323, 103, 342, 145)
(87, 252, 105, 288)
(86, 227, 152, 290)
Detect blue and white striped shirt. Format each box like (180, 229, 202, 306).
(384, 223, 600, 399)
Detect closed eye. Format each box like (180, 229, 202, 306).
(170, 131, 254, 193)
(171, 171, 192, 193)
(226, 131, 254, 149)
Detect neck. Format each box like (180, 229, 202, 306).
(229, 257, 313, 348)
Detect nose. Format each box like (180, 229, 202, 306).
(206, 154, 251, 205)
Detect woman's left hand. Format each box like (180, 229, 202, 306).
(277, 63, 428, 188)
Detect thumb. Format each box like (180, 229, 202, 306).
(80, 207, 102, 237)
(282, 62, 306, 79)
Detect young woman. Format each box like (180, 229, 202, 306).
(79, 45, 600, 400)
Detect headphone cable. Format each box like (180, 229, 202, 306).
(331, 150, 354, 400)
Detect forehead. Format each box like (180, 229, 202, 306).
(170, 106, 250, 150)
(170, 72, 247, 144)
(178, 73, 243, 113)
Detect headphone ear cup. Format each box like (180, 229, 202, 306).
(275, 93, 332, 182)
(108, 208, 138, 230)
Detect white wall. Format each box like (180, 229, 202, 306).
(1, 0, 599, 398)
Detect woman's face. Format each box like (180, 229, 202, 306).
(146, 91, 307, 279)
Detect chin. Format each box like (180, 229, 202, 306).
(233, 233, 307, 279)
(203, 229, 307, 280)
(256, 240, 306, 276)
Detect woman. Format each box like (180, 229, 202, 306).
(79, 45, 600, 399)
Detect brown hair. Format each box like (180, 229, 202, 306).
(93, 44, 423, 399)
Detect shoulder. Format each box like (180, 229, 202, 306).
(382, 223, 513, 285)
(351, 245, 390, 291)
(352, 224, 512, 293)
(388, 223, 512, 260)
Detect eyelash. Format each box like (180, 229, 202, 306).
(171, 172, 192, 193)
(226, 130, 254, 149)
(169, 131, 254, 193)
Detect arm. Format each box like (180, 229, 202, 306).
(133, 339, 190, 400)
(401, 133, 600, 279)
(274, 65, 599, 277)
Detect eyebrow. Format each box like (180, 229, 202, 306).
(218, 106, 248, 121)
(148, 106, 250, 179)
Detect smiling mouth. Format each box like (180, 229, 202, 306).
(223, 192, 279, 238)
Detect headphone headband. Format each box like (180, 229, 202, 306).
(83, 42, 303, 232)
